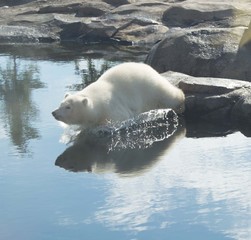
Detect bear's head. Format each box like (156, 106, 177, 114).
(52, 93, 94, 126)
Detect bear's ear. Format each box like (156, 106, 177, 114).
(82, 98, 88, 106)
(64, 93, 71, 98)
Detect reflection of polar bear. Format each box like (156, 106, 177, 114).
(55, 124, 186, 176)
(52, 62, 185, 127)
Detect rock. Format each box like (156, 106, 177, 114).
(167, 0, 251, 28)
(146, 27, 251, 80)
(112, 19, 168, 45)
(0, 25, 58, 43)
(162, 71, 251, 134)
(0, 0, 170, 45)
(162, 71, 251, 94)
(38, 2, 111, 16)
(146, 1, 251, 80)
(162, 3, 242, 28)
(58, 18, 117, 43)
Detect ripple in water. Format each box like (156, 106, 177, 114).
(71, 109, 179, 151)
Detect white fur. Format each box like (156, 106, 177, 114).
(52, 62, 185, 127)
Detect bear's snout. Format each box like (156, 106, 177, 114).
(52, 110, 60, 120)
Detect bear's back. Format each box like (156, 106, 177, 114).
(98, 62, 159, 86)
(97, 62, 180, 99)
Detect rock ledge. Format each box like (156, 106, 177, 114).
(162, 71, 251, 135)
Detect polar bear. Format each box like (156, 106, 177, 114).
(52, 62, 185, 127)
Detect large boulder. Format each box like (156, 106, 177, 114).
(146, 27, 251, 80)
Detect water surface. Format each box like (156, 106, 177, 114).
(0, 44, 251, 240)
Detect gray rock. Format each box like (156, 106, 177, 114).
(0, 0, 170, 45)
(162, 71, 251, 130)
(0, 25, 58, 43)
(162, 71, 251, 94)
(146, 27, 251, 80)
(162, 3, 242, 28)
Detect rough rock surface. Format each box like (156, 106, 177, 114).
(0, 0, 171, 45)
(162, 71, 251, 135)
(147, 28, 244, 76)
(146, 25, 251, 81)
(146, 1, 251, 80)
(0, 0, 250, 46)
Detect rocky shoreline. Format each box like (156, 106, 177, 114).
(1, 0, 251, 133)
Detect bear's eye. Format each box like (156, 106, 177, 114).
(65, 106, 71, 110)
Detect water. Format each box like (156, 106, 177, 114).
(0, 44, 251, 240)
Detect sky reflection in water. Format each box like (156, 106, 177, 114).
(0, 48, 251, 240)
(95, 133, 251, 239)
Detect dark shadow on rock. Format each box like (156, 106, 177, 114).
(223, 46, 251, 81)
(185, 118, 237, 138)
(103, 0, 130, 7)
(184, 92, 251, 137)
